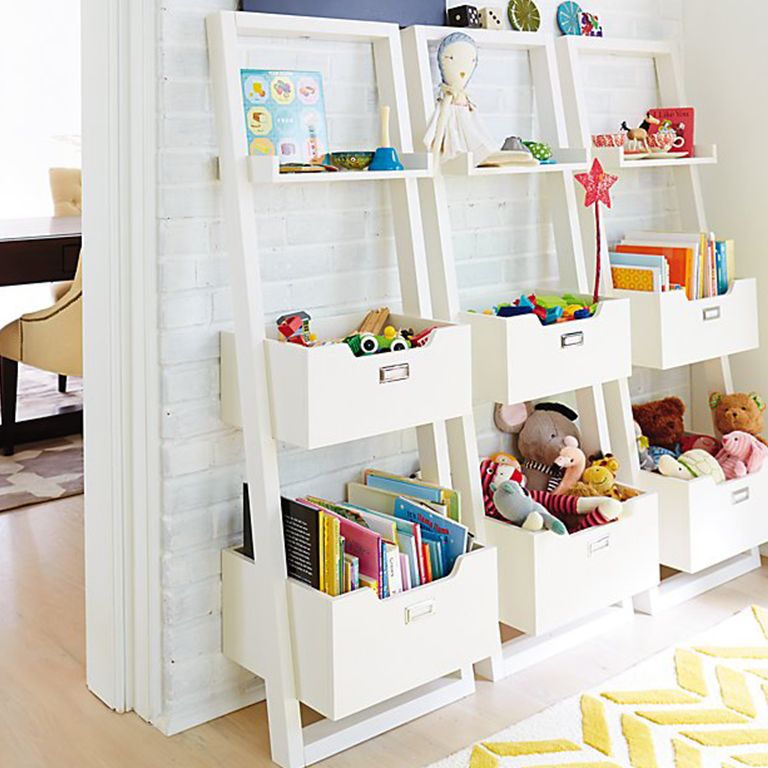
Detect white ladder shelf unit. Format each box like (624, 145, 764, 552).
(557, 35, 763, 614)
(401, 26, 661, 680)
(207, 11, 500, 768)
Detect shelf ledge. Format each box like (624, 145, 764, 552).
(247, 153, 433, 184)
(592, 144, 717, 169)
(441, 148, 588, 176)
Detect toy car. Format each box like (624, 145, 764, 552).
(344, 329, 411, 357)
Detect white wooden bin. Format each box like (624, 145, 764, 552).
(637, 467, 768, 573)
(459, 295, 631, 405)
(616, 278, 759, 370)
(221, 313, 471, 448)
(483, 492, 658, 636)
(222, 544, 499, 722)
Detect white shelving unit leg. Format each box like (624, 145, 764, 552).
(403, 27, 651, 682)
(208, 12, 497, 766)
(557, 35, 764, 615)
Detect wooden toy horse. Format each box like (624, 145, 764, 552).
(621, 113, 660, 151)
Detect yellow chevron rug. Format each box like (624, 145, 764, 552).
(427, 606, 768, 768)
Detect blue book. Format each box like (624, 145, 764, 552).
(421, 530, 447, 578)
(715, 241, 728, 295)
(393, 497, 468, 575)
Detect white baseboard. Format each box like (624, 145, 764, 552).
(152, 680, 267, 736)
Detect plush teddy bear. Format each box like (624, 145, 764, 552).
(715, 430, 768, 480)
(632, 396, 686, 453)
(709, 392, 767, 445)
(494, 401, 580, 492)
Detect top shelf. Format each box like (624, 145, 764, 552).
(592, 144, 718, 169)
(247, 154, 432, 184)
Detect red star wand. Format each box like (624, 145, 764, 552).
(575, 158, 618, 304)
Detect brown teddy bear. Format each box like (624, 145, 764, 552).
(632, 396, 686, 452)
(709, 392, 767, 445)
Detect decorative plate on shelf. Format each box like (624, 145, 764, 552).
(508, 0, 541, 31)
(643, 151, 689, 160)
(557, 1, 583, 35)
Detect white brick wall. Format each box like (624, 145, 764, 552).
(156, 0, 685, 729)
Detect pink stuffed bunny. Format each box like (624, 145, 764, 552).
(715, 430, 768, 480)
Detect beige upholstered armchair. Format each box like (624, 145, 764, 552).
(0, 168, 83, 455)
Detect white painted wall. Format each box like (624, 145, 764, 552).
(156, 0, 687, 731)
(682, 0, 767, 398)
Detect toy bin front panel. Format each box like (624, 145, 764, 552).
(460, 296, 631, 406)
(266, 321, 472, 449)
(287, 545, 499, 721)
(640, 467, 768, 573)
(486, 494, 659, 636)
(620, 278, 759, 370)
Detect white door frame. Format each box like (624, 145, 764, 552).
(82, 0, 161, 720)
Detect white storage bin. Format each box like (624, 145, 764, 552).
(638, 466, 768, 573)
(483, 492, 659, 636)
(617, 278, 759, 370)
(222, 544, 499, 722)
(220, 313, 471, 448)
(459, 295, 631, 405)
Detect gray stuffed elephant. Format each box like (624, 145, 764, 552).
(495, 401, 580, 492)
(491, 480, 568, 536)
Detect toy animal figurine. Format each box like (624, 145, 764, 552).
(423, 32, 496, 165)
(621, 113, 661, 152)
(491, 480, 568, 536)
(710, 391, 767, 445)
(554, 436, 586, 493)
(494, 401, 580, 492)
(658, 449, 726, 484)
(565, 454, 639, 502)
(715, 431, 768, 480)
(634, 421, 656, 471)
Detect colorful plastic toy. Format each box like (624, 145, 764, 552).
(344, 329, 411, 357)
(276, 311, 314, 346)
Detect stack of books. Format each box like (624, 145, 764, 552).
(610, 231, 735, 299)
(281, 469, 470, 599)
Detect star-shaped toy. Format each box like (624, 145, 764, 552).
(575, 158, 618, 208)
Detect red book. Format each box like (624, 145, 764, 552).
(422, 542, 433, 584)
(648, 107, 695, 157)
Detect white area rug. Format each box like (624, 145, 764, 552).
(426, 605, 768, 767)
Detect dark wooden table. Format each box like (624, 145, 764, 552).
(0, 217, 83, 449)
(0, 216, 81, 286)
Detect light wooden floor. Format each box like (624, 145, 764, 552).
(2, 496, 767, 768)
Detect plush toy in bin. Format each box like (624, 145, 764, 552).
(494, 401, 580, 492)
(658, 449, 726, 484)
(491, 481, 568, 536)
(715, 431, 768, 480)
(710, 391, 767, 445)
(481, 456, 621, 534)
(632, 396, 686, 453)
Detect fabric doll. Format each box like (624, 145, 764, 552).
(481, 457, 620, 533)
(423, 32, 496, 165)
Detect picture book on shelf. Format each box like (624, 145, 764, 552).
(611, 231, 734, 299)
(362, 468, 461, 521)
(648, 107, 695, 157)
(240, 69, 329, 163)
(279, 470, 472, 601)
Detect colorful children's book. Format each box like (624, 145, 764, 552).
(393, 496, 469, 574)
(648, 107, 695, 157)
(240, 69, 329, 163)
(610, 265, 661, 292)
(609, 251, 669, 289)
(615, 244, 694, 299)
(399, 553, 412, 591)
(281, 497, 322, 590)
(384, 542, 404, 595)
(362, 469, 460, 522)
(346, 481, 448, 519)
(396, 530, 421, 588)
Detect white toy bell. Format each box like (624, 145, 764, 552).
(423, 32, 496, 165)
